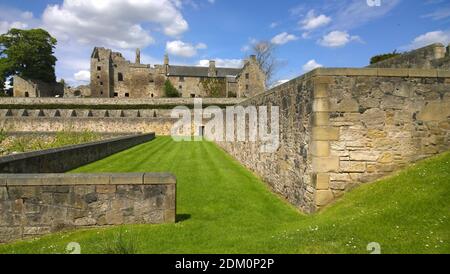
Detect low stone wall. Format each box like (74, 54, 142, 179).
(0, 173, 176, 243)
(1, 117, 174, 136)
(217, 67, 450, 213)
(0, 133, 155, 173)
(0, 97, 244, 109)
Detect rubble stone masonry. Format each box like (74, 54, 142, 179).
(0, 173, 176, 243)
(218, 68, 450, 212)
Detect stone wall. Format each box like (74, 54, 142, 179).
(217, 68, 450, 213)
(369, 43, 449, 69)
(0, 173, 176, 243)
(0, 133, 155, 173)
(217, 76, 316, 213)
(0, 97, 244, 108)
(13, 76, 64, 98)
(0, 117, 174, 136)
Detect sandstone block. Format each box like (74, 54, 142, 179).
(311, 141, 330, 157)
(378, 152, 394, 164)
(313, 98, 330, 112)
(377, 68, 409, 77)
(314, 83, 329, 98)
(312, 127, 340, 141)
(331, 98, 360, 112)
(313, 112, 330, 126)
(164, 210, 176, 223)
(312, 157, 340, 173)
(417, 101, 450, 122)
(110, 173, 144, 185)
(350, 151, 380, 161)
(96, 185, 116, 194)
(408, 69, 437, 78)
(74, 217, 97, 226)
(316, 190, 334, 206)
(315, 173, 330, 190)
(340, 161, 366, 173)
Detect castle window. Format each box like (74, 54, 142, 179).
(118, 73, 124, 82)
(125, 93, 130, 97)
(191, 94, 196, 98)
(25, 92, 29, 97)
(179, 85, 182, 90)
(151, 94, 154, 98)
(100, 82, 103, 86)
(97, 76, 100, 79)
(97, 66, 101, 71)
(246, 85, 249, 91)
(245, 73, 249, 79)
(114, 92, 118, 97)
(179, 76, 185, 82)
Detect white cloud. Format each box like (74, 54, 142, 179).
(422, 7, 450, 20)
(329, 0, 401, 31)
(270, 22, 278, 29)
(271, 79, 289, 88)
(404, 30, 450, 50)
(197, 59, 243, 68)
(42, 0, 189, 49)
(271, 32, 298, 45)
(300, 10, 331, 31)
(318, 30, 361, 48)
(302, 59, 323, 72)
(166, 40, 207, 58)
(74, 70, 90, 82)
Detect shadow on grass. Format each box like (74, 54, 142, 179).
(176, 214, 191, 223)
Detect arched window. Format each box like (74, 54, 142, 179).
(118, 73, 124, 82)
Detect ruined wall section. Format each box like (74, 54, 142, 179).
(369, 43, 449, 69)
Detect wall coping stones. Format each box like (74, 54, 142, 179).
(0, 173, 176, 186)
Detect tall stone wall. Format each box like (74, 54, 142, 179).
(0, 173, 176, 243)
(217, 68, 450, 212)
(217, 76, 316, 213)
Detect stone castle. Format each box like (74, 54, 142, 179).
(90, 47, 265, 99)
(13, 47, 266, 98)
(4, 43, 450, 214)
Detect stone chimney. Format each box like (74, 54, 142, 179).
(135, 48, 141, 64)
(208, 60, 217, 77)
(164, 54, 169, 74)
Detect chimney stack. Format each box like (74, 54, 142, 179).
(208, 60, 217, 77)
(135, 48, 141, 64)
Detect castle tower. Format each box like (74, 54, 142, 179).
(135, 48, 141, 64)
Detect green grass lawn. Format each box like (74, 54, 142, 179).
(0, 137, 449, 254)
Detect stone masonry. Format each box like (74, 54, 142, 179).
(218, 67, 450, 213)
(0, 173, 176, 243)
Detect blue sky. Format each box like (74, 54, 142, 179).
(1, 0, 449, 87)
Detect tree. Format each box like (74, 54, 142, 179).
(164, 80, 181, 98)
(251, 41, 279, 87)
(0, 28, 58, 92)
(370, 50, 401, 65)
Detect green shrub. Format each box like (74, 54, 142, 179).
(370, 50, 401, 65)
(0, 128, 6, 143)
(164, 80, 181, 98)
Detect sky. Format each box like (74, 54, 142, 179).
(0, 0, 449, 87)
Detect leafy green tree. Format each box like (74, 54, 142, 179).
(164, 79, 181, 98)
(0, 28, 58, 92)
(370, 50, 401, 65)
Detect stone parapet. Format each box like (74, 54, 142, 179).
(0, 173, 176, 243)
